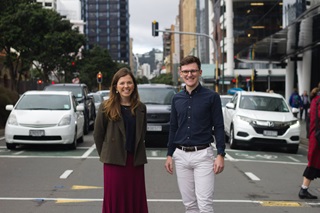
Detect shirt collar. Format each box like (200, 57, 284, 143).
(184, 83, 202, 95)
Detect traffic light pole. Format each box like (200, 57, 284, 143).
(155, 29, 220, 92)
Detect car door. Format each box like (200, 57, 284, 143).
(224, 93, 238, 136)
(72, 96, 84, 136)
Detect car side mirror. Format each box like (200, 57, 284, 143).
(226, 102, 235, 109)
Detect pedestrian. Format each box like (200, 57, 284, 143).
(94, 68, 148, 213)
(298, 87, 320, 200)
(306, 87, 319, 138)
(164, 55, 226, 213)
(289, 88, 302, 118)
(300, 90, 310, 120)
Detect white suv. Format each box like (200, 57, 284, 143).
(224, 91, 301, 153)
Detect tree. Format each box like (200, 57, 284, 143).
(0, 0, 86, 91)
(77, 46, 118, 91)
(150, 73, 173, 85)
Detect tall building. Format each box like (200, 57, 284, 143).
(81, 0, 130, 63)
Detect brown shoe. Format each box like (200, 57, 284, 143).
(299, 188, 318, 199)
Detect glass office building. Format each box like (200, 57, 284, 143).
(82, 0, 129, 63)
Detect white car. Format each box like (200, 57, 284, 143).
(220, 95, 233, 118)
(224, 91, 301, 153)
(5, 91, 85, 150)
(88, 92, 104, 115)
(96, 90, 110, 100)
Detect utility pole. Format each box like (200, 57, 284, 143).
(152, 22, 220, 92)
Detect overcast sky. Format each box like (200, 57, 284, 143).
(129, 0, 180, 54)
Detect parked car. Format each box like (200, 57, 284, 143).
(224, 91, 301, 153)
(220, 95, 233, 117)
(44, 83, 95, 134)
(88, 92, 104, 115)
(138, 84, 177, 147)
(96, 90, 110, 100)
(5, 91, 84, 150)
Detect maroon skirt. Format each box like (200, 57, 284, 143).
(102, 152, 148, 213)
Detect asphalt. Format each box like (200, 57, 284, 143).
(0, 121, 309, 147)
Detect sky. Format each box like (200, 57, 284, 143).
(129, 0, 180, 54)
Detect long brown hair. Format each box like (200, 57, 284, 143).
(103, 68, 140, 121)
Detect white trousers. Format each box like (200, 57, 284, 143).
(173, 147, 215, 213)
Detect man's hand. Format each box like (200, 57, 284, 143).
(165, 156, 174, 174)
(213, 155, 224, 174)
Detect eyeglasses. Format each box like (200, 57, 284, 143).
(180, 69, 200, 75)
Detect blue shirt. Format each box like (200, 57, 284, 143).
(167, 83, 225, 156)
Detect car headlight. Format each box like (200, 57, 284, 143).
(7, 114, 18, 126)
(237, 115, 254, 124)
(58, 115, 71, 126)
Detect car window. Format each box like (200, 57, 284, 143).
(221, 97, 232, 107)
(16, 95, 71, 110)
(240, 95, 290, 112)
(139, 87, 175, 105)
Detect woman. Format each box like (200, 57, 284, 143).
(94, 68, 148, 213)
(298, 87, 320, 199)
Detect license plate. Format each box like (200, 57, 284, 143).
(147, 125, 162, 131)
(263, 130, 277, 137)
(29, 130, 45, 137)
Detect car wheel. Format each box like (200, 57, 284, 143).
(229, 126, 238, 149)
(77, 134, 84, 143)
(287, 144, 299, 154)
(83, 116, 89, 135)
(67, 129, 77, 150)
(6, 143, 16, 150)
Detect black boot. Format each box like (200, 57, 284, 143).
(299, 188, 318, 199)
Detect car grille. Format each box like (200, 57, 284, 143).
(19, 123, 57, 128)
(251, 138, 287, 145)
(252, 125, 289, 136)
(13, 135, 62, 140)
(147, 113, 170, 123)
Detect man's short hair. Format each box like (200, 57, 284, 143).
(180, 55, 201, 70)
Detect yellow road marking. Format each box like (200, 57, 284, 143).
(71, 185, 102, 190)
(56, 199, 95, 203)
(261, 201, 302, 207)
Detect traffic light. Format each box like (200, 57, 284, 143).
(231, 78, 236, 84)
(97, 72, 103, 84)
(253, 69, 257, 81)
(37, 79, 43, 84)
(152, 21, 159, 37)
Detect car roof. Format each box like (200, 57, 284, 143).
(23, 90, 72, 96)
(45, 83, 87, 87)
(238, 91, 283, 98)
(138, 84, 175, 88)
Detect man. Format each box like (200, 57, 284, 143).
(165, 55, 226, 213)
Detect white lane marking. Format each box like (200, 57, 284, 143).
(0, 197, 319, 207)
(287, 156, 300, 162)
(81, 144, 95, 159)
(60, 170, 73, 179)
(245, 172, 261, 181)
(14, 151, 25, 155)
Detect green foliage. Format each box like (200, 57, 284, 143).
(0, 86, 19, 128)
(77, 46, 118, 91)
(136, 76, 149, 84)
(0, 0, 86, 91)
(150, 73, 173, 85)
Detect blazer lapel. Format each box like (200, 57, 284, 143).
(135, 105, 145, 147)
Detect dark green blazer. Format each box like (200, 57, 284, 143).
(93, 102, 147, 166)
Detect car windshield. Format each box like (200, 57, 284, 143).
(139, 87, 175, 105)
(239, 95, 290, 112)
(46, 86, 83, 101)
(91, 94, 102, 103)
(15, 94, 71, 110)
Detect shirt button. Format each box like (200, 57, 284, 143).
(188, 127, 190, 129)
